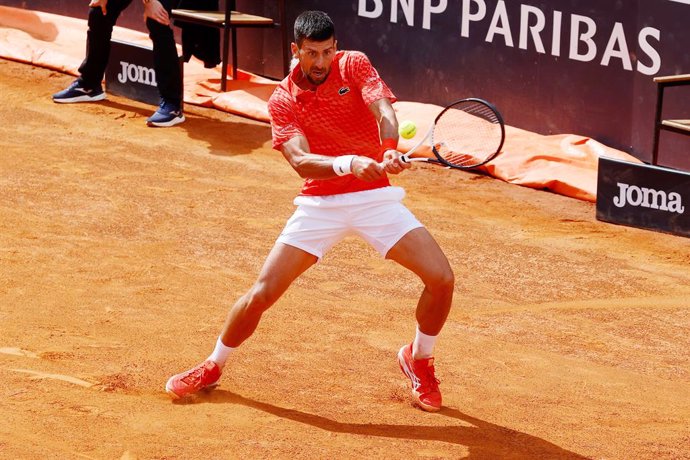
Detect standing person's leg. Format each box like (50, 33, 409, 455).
(386, 227, 454, 412)
(53, 0, 133, 102)
(80, 0, 134, 88)
(145, 0, 185, 127)
(166, 243, 318, 398)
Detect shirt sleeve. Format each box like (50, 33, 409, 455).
(268, 88, 305, 150)
(346, 51, 396, 107)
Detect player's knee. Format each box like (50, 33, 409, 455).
(244, 283, 278, 313)
(427, 268, 455, 296)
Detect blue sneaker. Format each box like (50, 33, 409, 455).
(52, 80, 106, 103)
(146, 100, 185, 127)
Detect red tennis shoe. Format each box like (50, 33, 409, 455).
(166, 360, 221, 399)
(397, 343, 442, 412)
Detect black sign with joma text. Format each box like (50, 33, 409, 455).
(596, 157, 689, 237)
(105, 39, 182, 106)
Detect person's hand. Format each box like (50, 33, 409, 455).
(352, 156, 387, 182)
(381, 149, 411, 175)
(144, 0, 170, 26)
(89, 0, 108, 15)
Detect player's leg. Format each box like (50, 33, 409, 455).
(167, 199, 344, 399)
(351, 188, 454, 339)
(386, 227, 454, 412)
(219, 242, 318, 347)
(386, 227, 454, 338)
(53, 0, 133, 102)
(165, 243, 317, 398)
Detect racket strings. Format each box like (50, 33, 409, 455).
(432, 101, 502, 167)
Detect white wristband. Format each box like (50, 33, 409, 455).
(332, 155, 356, 176)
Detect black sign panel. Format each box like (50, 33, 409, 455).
(104, 39, 182, 107)
(596, 157, 690, 237)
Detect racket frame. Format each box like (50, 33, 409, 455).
(399, 98, 505, 170)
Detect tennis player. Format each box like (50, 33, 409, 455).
(166, 10, 454, 412)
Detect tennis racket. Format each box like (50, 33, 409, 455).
(395, 98, 505, 170)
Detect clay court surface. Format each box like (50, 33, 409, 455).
(1, 59, 689, 459)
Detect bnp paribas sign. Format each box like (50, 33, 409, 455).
(357, 0, 662, 75)
(597, 157, 690, 238)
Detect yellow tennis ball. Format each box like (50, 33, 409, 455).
(398, 120, 417, 139)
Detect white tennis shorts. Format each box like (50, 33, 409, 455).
(277, 186, 423, 259)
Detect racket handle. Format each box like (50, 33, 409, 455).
(399, 155, 427, 163)
(380, 154, 412, 168)
(378, 153, 425, 168)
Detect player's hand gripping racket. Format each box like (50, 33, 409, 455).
(397, 98, 505, 170)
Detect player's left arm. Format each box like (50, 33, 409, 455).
(369, 98, 409, 174)
(370, 97, 399, 143)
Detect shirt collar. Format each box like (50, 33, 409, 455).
(283, 51, 343, 101)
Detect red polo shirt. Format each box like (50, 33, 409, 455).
(268, 50, 396, 196)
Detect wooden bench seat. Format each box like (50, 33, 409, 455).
(172, 9, 274, 26)
(661, 119, 690, 133)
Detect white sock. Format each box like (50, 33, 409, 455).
(207, 336, 235, 368)
(412, 326, 437, 359)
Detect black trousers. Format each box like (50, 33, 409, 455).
(78, 0, 182, 105)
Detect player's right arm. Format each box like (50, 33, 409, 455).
(280, 135, 385, 182)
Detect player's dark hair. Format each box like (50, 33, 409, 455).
(294, 11, 335, 47)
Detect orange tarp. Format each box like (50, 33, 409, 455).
(0, 6, 642, 202)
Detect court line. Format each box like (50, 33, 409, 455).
(10, 368, 94, 387)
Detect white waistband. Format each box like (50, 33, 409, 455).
(294, 186, 406, 208)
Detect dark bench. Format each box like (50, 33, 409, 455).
(652, 73, 690, 165)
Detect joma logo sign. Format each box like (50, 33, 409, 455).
(117, 61, 157, 86)
(613, 182, 685, 214)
